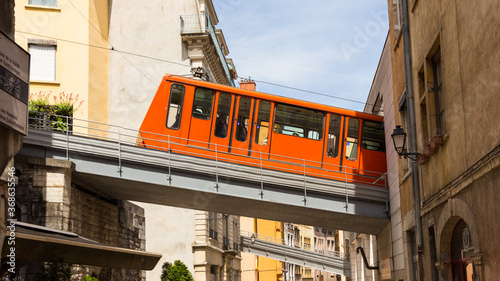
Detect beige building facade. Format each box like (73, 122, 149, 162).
(14, 0, 241, 280)
(387, 0, 500, 280)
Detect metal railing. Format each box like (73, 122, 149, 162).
(240, 231, 346, 260)
(26, 111, 389, 207)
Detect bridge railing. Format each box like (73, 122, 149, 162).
(27, 111, 388, 206)
(240, 231, 346, 260)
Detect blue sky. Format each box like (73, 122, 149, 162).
(212, 1, 389, 111)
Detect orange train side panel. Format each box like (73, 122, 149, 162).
(139, 74, 387, 188)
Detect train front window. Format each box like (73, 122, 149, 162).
(166, 84, 185, 130)
(345, 118, 359, 161)
(273, 104, 323, 140)
(192, 88, 213, 120)
(235, 97, 251, 142)
(214, 93, 232, 138)
(327, 114, 342, 158)
(255, 101, 271, 145)
(361, 121, 385, 152)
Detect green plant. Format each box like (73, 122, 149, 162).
(29, 91, 84, 132)
(35, 253, 72, 281)
(160, 260, 194, 281)
(81, 275, 99, 281)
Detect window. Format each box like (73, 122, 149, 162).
(192, 88, 213, 120)
(432, 47, 445, 135)
(327, 114, 342, 157)
(429, 226, 439, 281)
(165, 84, 185, 129)
(29, 0, 57, 7)
(345, 118, 359, 161)
(274, 104, 323, 140)
(214, 93, 231, 138)
(29, 44, 56, 81)
(361, 121, 385, 152)
(399, 91, 411, 173)
(255, 101, 271, 145)
(392, 0, 402, 44)
(235, 97, 251, 142)
(208, 212, 217, 240)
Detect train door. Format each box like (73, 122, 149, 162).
(231, 96, 254, 156)
(210, 92, 234, 153)
(250, 100, 272, 159)
(322, 113, 343, 172)
(343, 117, 361, 175)
(163, 83, 185, 143)
(187, 87, 214, 149)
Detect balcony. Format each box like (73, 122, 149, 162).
(180, 14, 235, 86)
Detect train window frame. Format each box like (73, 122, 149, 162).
(345, 118, 360, 161)
(192, 87, 213, 120)
(361, 120, 386, 152)
(326, 114, 342, 158)
(255, 100, 271, 146)
(165, 83, 185, 130)
(235, 97, 251, 142)
(273, 103, 324, 141)
(214, 92, 232, 139)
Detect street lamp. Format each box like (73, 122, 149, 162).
(250, 233, 256, 244)
(391, 125, 421, 161)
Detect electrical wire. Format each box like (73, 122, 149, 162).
(246, 78, 368, 106)
(18, 0, 375, 109)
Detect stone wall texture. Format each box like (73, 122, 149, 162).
(14, 155, 146, 280)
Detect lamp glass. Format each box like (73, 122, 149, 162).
(391, 126, 407, 154)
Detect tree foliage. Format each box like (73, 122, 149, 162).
(34, 253, 72, 281)
(160, 260, 194, 281)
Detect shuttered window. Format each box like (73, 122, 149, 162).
(29, 44, 56, 81)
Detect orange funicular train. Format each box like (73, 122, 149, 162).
(139, 74, 387, 188)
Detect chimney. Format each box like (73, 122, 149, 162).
(239, 78, 256, 91)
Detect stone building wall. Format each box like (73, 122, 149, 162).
(14, 155, 146, 280)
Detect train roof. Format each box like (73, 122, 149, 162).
(163, 74, 384, 122)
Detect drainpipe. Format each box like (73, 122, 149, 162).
(401, 0, 424, 280)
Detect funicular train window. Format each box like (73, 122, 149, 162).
(327, 114, 342, 157)
(235, 97, 251, 142)
(274, 104, 323, 140)
(255, 101, 271, 145)
(192, 88, 213, 120)
(165, 84, 185, 130)
(214, 93, 232, 138)
(345, 118, 359, 161)
(361, 121, 386, 152)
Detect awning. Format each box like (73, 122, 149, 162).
(2, 221, 161, 270)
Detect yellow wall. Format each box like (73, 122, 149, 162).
(256, 219, 283, 281)
(15, 0, 108, 125)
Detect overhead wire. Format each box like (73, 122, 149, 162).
(18, 0, 375, 108)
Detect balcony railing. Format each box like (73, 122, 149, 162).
(180, 14, 235, 86)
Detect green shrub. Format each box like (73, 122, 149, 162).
(160, 260, 194, 281)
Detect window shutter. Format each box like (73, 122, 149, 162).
(29, 44, 56, 81)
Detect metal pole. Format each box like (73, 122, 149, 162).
(215, 143, 219, 191)
(303, 159, 307, 205)
(401, 0, 424, 279)
(65, 115, 69, 160)
(259, 151, 264, 198)
(118, 127, 122, 176)
(168, 135, 172, 184)
(344, 167, 348, 212)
